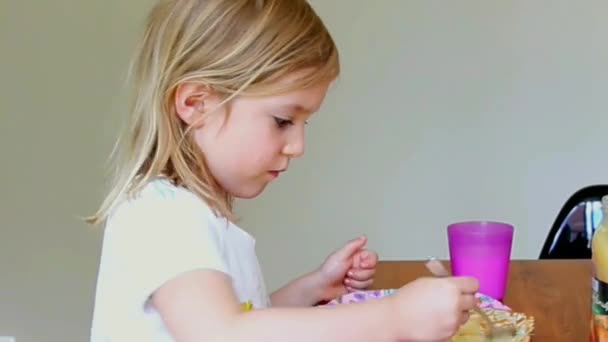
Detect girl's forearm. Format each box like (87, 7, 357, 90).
(225, 298, 399, 342)
(270, 270, 326, 307)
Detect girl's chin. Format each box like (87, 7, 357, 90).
(230, 182, 269, 199)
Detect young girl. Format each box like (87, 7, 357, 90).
(89, 0, 479, 341)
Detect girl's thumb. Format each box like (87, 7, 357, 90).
(335, 235, 367, 259)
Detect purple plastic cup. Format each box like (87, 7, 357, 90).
(447, 221, 514, 301)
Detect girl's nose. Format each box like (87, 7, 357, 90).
(282, 130, 305, 158)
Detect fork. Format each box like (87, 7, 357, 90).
(424, 258, 516, 338)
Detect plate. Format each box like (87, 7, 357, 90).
(323, 289, 510, 312)
(322, 289, 534, 341)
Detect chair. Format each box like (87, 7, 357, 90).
(539, 184, 608, 259)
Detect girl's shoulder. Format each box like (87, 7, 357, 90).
(140, 178, 197, 202)
(107, 178, 214, 228)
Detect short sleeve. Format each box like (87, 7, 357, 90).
(103, 181, 228, 309)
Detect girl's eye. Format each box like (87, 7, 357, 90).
(274, 117, 293, 129)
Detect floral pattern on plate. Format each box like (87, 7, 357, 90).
(322, 289, 511, 312)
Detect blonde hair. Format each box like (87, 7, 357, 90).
(88, 0, 340, 225)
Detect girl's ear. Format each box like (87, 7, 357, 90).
(174, 82, 214, 125)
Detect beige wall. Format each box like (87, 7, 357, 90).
(1, 0, 606, 341)
(1, 1, 154, 340)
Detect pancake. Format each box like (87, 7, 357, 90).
(450, 308, 534, 342)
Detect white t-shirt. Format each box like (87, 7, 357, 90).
(90, 179, 270, 341)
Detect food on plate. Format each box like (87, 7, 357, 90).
(321, 289, 534, 341)
(450, 308, 534, 342)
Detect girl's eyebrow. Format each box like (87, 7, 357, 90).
(283, 103, 317, 113)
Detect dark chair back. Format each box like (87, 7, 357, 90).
(539, 185, 608, 259)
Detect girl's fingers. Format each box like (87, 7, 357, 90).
(458, 294, 477, 311)
(459, 311, 471, 325)
(347, 268, 375, 281)
(360, 251, 378, 268)
(344, 278, 373, 289)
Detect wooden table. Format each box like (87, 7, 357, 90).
(372, 260, 591, 341)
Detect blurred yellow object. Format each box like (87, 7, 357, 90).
(241, 300, 253, 312)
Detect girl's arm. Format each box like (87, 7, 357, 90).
(153, 269, 399, 342)
(271, 236, 380, 307)
(270, 270, 328, 307)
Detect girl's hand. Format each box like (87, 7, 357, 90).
(315, 236, 378, 302)
(391, 276, 479, 341)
